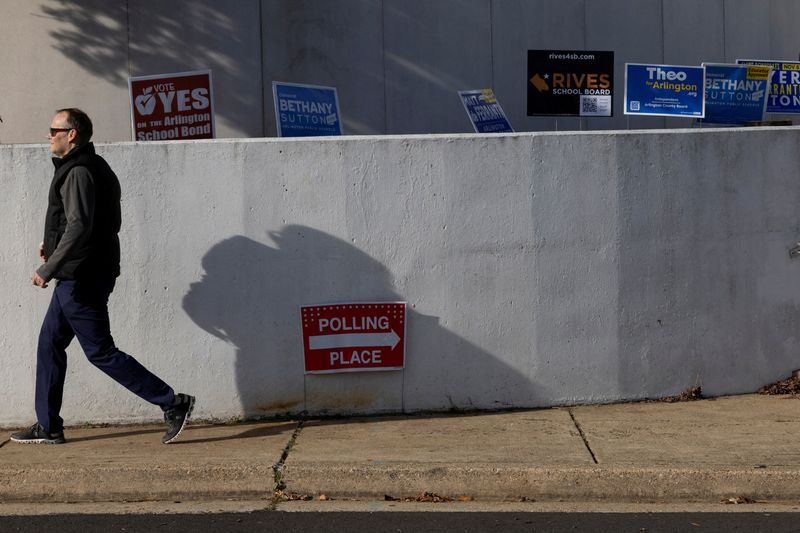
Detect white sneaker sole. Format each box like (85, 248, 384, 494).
(10, 437, 65, 444)
(163, 396, 195, 444)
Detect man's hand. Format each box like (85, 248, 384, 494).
(32, 272, 48, 288)
(38, 242, 45, 262)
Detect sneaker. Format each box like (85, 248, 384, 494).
(162, 393, 195, 444)
(10, 423, 66, 444)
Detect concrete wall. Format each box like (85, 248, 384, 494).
(0, 0, 131, 143)
(2, 0, 800, 143)
(0, 0, 263, 143)
(1, 127, 799, 427)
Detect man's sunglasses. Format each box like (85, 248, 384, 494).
(49, 127, 74, 136)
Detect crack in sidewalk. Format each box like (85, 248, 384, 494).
(0, 438, 8, 450)
(568, 408, 598, 464)
(269, 420, 305, 509)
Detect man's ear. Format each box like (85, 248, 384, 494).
(67, 128, 78, 144)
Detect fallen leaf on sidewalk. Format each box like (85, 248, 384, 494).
(690, 523, 701, 528)
(457, 495, 474, 502)
(318, 494, 331, 501)
(759, 370, 800, 395)
(274, 490, 313, 501)
(721, 496, 756, 504)
(404, 491, 451, 503)
(384, 494, 399, 501)
(645, 386, 703, 403)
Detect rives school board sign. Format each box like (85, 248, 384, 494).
(738, 59, 800, 114)
(624, 63, 705, 118)
(701, 63, 771, 125)
(301, 302, 406, 374)
(129, 70, 215, 141)
(273, 81, 342, 137)
(527, 50, 614, 117)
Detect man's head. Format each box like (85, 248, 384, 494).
(48, 108, 93, 157)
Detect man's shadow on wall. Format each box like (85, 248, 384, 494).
(182, 225, 537, 418)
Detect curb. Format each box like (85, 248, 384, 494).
(0, 464, 274, 503)
(281, 463, 800, 502)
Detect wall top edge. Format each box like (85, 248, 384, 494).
(3, 125, 798, 151)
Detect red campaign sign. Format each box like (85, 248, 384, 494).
(301, 302, 406, 374)
(128, 70, 215, 141)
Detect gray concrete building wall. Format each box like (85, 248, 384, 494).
(1, 127, 798, 426)
(0, 0, 131, 144)
(492, 0, 586, 133)
(2, 0, 799, 143)
(261, 0, 385, 136)
(725, 0, 771, 63)
(585, 0, 665, 130)
(382, 0, 494, 134)
(662, 0, 725, 129)
(128, 0, 264, 139)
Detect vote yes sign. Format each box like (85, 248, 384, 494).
(128, 69, 215, 141)
(301, 302, 406, 374)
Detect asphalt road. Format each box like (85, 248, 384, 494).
(0, 512, 798, 532)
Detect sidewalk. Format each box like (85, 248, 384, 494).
(1, 394, 798, 504)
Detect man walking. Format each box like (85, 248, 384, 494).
(11, 108, 194, 445)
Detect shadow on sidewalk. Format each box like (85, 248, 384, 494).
(171, 421, 298, 445)
(66, 427, 164, 443)
(64, 421, 298, 444)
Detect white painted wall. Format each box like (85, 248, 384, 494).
(1, 128, 799, 427)
(3, 0, 800, 143)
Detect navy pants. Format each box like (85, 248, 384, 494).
(36, 277, 175, 433)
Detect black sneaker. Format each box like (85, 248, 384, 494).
(162, 393, 195, 444)
(10, 423, 66, 444)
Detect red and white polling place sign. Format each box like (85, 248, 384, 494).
(128, 69, 215, 141)
(301, 302, 406, 374)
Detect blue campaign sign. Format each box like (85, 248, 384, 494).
(738, 59, 800, 114)
(272, 82, 342, 137)
(458, 89, 514, 133)
(701, 64, 770, 125)
(624, 63, 705, 118)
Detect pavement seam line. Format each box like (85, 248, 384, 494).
(568, 408, 598, 464)
(0, 438, 8, 449)
(270, 420, 305, 508)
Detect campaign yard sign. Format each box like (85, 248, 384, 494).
(738, 59, 800, 114)
(129, 70, 214, 141)
(701, 64, 771, 125)
(527, 50, 614, 117)
(625, 63, 705, 118)
(458, 89, 514, 133)
(301, 302, 406, 374)
(273, 82, 342, 137)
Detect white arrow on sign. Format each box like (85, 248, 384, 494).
(309, 330, 401, 351)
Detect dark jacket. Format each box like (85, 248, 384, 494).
(38, 142, 121, 281)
